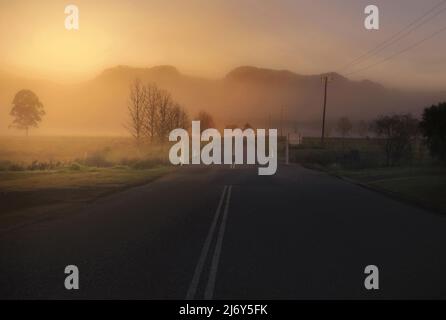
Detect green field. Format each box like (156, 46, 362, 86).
(331, 166, 446, 214)
(293, 137, 446, 213)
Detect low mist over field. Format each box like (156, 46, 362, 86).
(1, 65, 445, 136)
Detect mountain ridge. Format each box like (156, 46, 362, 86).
(0, 65, 445, 136)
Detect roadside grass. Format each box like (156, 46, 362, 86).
(0, 165, 172, 191)
(0, 136, 177, 216)
(294, 137, 445, 213)
(0, 165, 173, 215)
(331, 166, 446, 214)
(0, 136, 171, 167)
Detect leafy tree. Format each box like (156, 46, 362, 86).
(420, 102, 446, 161)
(371, 114, 419, 166)
(10, 90, 45, 136)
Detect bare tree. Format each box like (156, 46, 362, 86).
(143, 83, 161, 142)
(127, 80, 190, 144)
(156, 89, 173, 141)
(167, 103, 180, 131)
(126, 79, 146, 145)
(178, 108, 190, 131)
(196, 111, 215, 132)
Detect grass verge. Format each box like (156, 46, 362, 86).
(328, 166, 446, 214)
(0, 165, 173, 215)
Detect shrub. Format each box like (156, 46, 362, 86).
(9, 163, 26, 171)
(82, 149, 112, 167)
(69, 162, 83, 171)
(0, 160, 13, 171)
(27, 160, 63, 171)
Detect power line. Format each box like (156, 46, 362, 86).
(338, 0, 446, 72)
(345, 23, 446, 76)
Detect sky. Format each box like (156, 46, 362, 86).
(1, 0, 446, 89)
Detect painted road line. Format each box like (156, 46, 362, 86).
(204, 185, 232, 300)
(185, 185, 228, 300)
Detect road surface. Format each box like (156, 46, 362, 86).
(1, 164, 446, 299)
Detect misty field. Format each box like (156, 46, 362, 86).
(0, 136, 174, 216)
(0, 136, 171, 167)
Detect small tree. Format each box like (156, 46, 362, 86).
(10, 89, 45, 136)
(371, 114, 419, 166)
(420, 102, 446, 162)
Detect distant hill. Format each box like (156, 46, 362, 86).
(1, 65, 445, 136)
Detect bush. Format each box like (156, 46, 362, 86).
(27, 160, 63, 171)
(119, 157, 168, 169)
(0, 160, 13, 171)
(9, 163, 26, 171)
(81, 149, 112, 167)
(129, 158, 167, 169)
(69, 162, 83, 171)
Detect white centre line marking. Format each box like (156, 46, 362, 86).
(186, 185, 228, 300)
(204, 185, 232, 300)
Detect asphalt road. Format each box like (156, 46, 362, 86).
(1, 164, 446, 299)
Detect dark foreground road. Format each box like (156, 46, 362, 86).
(1, 164, 446, 299)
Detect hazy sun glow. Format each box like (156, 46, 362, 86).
(0, 0, 443, 88)
(1, 0, 446, 136)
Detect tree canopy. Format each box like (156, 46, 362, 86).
(10, 89, 45, 136)
(420, 102, 446, 161)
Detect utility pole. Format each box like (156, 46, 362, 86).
(320, 74, 332, 146)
